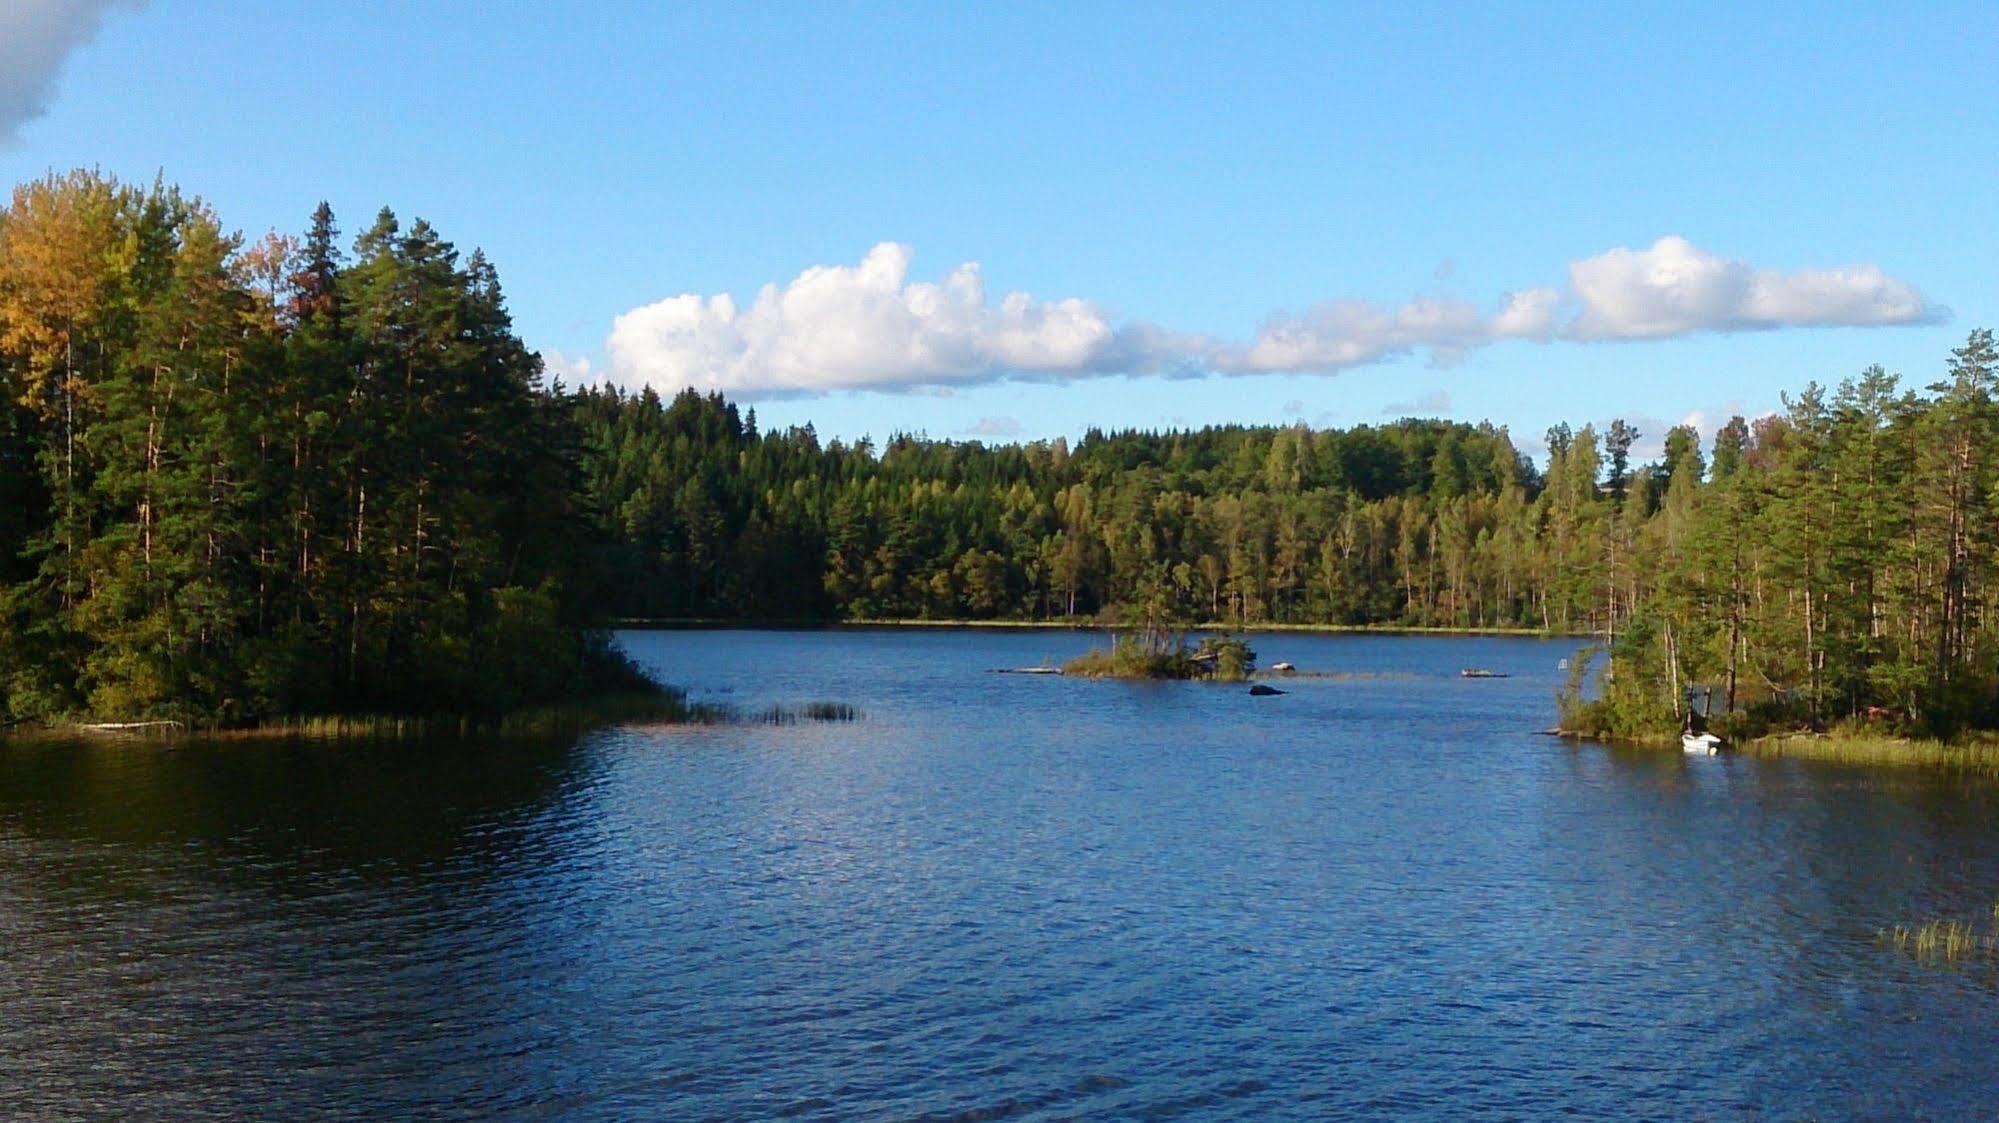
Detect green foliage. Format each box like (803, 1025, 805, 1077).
(1749, 730, 1999, 776)
(1062, 632, 1257, 682)
(1064, 635, 1199, 680)
(1194, 635, 1257, 682)
(575, 392, 1549, 628)
(1555, 645, 1672, 740)
(0, 171, 657, 726)
(7, 168, 1999, 740)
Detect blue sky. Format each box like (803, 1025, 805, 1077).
(4, 1, 1994, 457)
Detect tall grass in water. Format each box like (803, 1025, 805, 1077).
(60, 688, 706, 742)
(1882, 916, 1999, 963)
(1743, 733, 1999, 776)
(748, 702, 860, 725)
(1062, 640, 1192, 680)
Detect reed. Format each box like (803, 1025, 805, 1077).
(29, 687, 703, 743)
(745, 701, 860, 725)
(1061, 644, 1188, 680)
(1742, 733, 1999, 776)
(1881, 917, 1999, 962)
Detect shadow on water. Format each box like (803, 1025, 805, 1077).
(0, 731, 590, 876)
(0, 730, 614, 1119)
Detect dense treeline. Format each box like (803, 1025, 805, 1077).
(7, 170, 1996, 738)
(577, 337, 1999, 737)
(572, 388, 1545, 626)
(0, 171, 642, 725)
(1561, 334, 1999, 739)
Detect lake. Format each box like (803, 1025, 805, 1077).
(4, 628, 1999, 1118)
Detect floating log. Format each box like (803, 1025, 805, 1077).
(990, 667, 1063, 675)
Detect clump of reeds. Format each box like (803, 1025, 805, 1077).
(1880, 908, 1999, 963)
(746, 701, 860, 725)
(1746, 734, 1999, 776)
(200, 688, 704, 740)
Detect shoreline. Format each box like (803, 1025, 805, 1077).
(1738, 733, 1999, 775)
(613, 617, 1584, 638)
(0, 689, 687, 743)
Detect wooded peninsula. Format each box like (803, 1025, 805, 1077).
(3, 171, 1997, 740)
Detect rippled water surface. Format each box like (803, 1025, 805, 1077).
(6, 629, 1999, 1119)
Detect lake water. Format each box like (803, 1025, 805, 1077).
(5, 629, 1999, 1119)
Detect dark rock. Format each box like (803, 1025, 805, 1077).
(1248, 683, 1285, 696)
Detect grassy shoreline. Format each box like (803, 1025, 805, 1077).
(1737, 733, 1999, 775)
(614, 616, 1579, 638)
(1558, 726, 1999, 776)
(2, 689, 692, 743)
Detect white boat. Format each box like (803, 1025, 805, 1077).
(1682, 731, 1724, 755)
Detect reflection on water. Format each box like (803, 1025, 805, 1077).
(4, 629, 1999, 1118)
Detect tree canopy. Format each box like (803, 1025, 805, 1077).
(0, 171, 635, 725)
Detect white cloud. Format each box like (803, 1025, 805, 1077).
(1383, 390, 1452, 417)
(1490, 288, 1561, 341)
(601, 237, 1942, 397)
(1607, 416, 1672, 462)
(0, 1, 137, 144)
(1601, 401, 1781, 461)
(1567, 236, 1941, 340)
(538, 348, 595, 384)
(1225, 297, 1487, 373)
(607, 242, 1122, 396)
(961, 416, 1023, 438)
(1675, 403, 1745, 442)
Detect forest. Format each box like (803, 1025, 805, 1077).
(0, 170, 647, 726)
(4, 170, 1997, 737)
(575, 335, 1999, 739)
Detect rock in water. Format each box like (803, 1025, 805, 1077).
(1248, 683, 1285, 696)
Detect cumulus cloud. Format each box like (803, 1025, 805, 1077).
(1567, 236, 1941, 340)
(602, 238, 1942, 397)
(608, 242, 1124, 396)
(1490, 288, 1562, 341)
(1383, 390, 1452, 417)
(0, 1, 137, 144)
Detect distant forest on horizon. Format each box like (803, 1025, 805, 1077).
(4, 169, 1998, 736)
